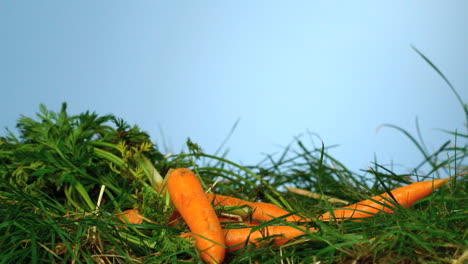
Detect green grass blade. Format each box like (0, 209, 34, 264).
(411, 45, 468, 126)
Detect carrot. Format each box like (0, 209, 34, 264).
(183, 225, 313, 252)
(286, 186, 350, 205)
(223, 225, 314, 251)
(320, 176, 459, 222)
(115, 209, 145, 225)
(206, 193, 311, 222)
(167, 168, 225, 264)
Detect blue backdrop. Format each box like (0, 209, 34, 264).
(1, 1, 467, 174)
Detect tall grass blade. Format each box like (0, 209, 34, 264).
(411, 45, 468, 126)
(214, 118, 240, 157)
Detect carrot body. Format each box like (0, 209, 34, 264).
(320, 177, 453, 222)
(223, 225, 313, 251)
(167, 168, 225, 264)
(116, 209, 144, 225)
(206, 193, 310, 222)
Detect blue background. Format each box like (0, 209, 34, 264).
(1, 1, 467, 174)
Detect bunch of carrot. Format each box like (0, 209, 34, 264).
(116, 168, 462, 264)
(165, 168, 316, 264)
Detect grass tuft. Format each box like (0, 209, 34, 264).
(1, 49, 466, 263)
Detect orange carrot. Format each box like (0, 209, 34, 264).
(115, 209, 145, 225)
(206, 193, 311, 222)
(183, 225, 313, 251)
(223, 225, 314, 251)
(320, 176, 458, 222)
(167, 168, 225, 264)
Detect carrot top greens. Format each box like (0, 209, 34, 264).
(1, 52, 467, 263)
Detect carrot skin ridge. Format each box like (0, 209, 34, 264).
(320, 177, 453, 222)
(167, 168, 226, 264)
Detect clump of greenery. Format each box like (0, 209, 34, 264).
(0, 103, 188, 263)
(0, 49, 466, 263)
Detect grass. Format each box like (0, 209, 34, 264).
(1, 51, 467, 263)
